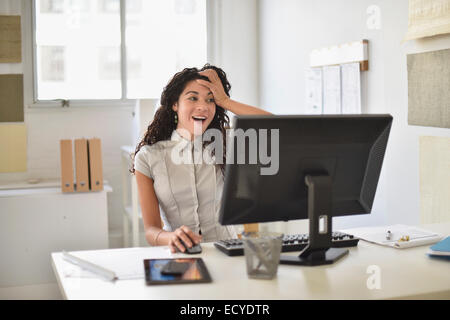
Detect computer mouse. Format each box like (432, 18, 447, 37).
(178, 239, 202, 254)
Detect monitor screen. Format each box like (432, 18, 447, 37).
(219, 114, 392, 225)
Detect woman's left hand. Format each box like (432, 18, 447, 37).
(197, 69, 230, 108)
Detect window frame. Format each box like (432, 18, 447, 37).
(26, 0, 215, 109)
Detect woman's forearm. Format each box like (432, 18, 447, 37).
(221, 98, 272, 116)
(145, 226, 169, 246)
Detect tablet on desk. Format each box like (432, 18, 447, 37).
(143, 258, 212, 285)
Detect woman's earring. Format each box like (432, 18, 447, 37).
(174, 113, 178, 124)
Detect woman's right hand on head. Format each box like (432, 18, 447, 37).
(197, 69, 230, 107)
(168, 225, 202, 253)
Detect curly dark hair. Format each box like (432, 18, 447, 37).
(130, 64, 231, 175)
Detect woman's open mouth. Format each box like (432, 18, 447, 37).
(192, 115, 207, 123)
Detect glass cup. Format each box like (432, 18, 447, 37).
(242, 232, 283, 280)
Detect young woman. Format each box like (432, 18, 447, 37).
(132, 64, 271, 253)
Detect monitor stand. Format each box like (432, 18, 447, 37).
(279, 175, 348, 266)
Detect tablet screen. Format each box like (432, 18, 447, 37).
(143, 258, 212, 285)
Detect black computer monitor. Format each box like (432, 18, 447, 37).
(219, 114, 392, 265)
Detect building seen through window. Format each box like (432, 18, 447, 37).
(34, 0, 207, 100)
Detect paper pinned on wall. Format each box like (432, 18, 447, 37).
(404, 0, 450, 41)
(0, 15, 22, 63)
(305, 68, 323, 114)
(322, 65, 341, 114)
(407, 49, 450, 129)
(0, 123, 27, 173)
(419, 136, 450, 224)
(341, 62, 361, 114)
(0, 74, 24, 122)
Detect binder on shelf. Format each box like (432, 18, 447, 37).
(74, 138, 90, 192)
(60, 140, 74, 193)
(88, 138, 103, 192)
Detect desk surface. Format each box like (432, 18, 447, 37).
(52, 223, 450, 300)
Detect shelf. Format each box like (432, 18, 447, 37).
(0, 179, 60, 190)
(0, 183, 112, 197)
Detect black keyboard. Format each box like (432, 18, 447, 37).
(214, 232, 359, 256)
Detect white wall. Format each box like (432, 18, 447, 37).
(380, 3, 450, 226)
(258, 0, 450, 232)
(208, 0, 259, 107)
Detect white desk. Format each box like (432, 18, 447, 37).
(51, 223, 450, 300)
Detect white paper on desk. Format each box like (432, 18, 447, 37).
(341, 62, 361, 114)
(394, 236, 443, 249)
(340, 224, 443, 249)
(63, 247, 173, 280)
(322, 65, 341, 114)
(305, 68, 323, 114)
